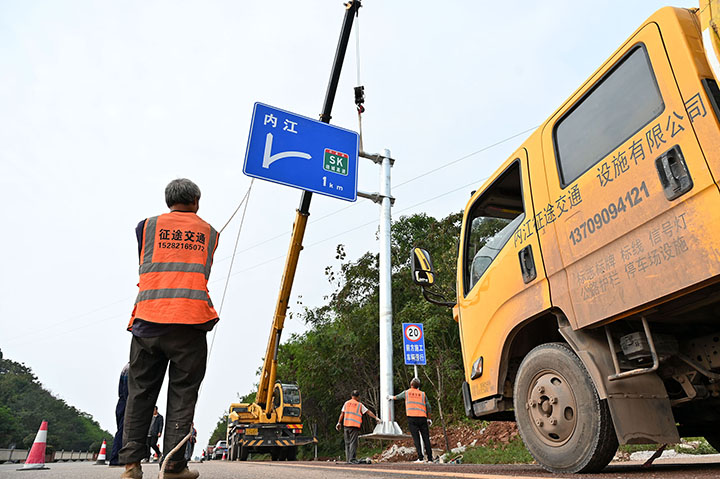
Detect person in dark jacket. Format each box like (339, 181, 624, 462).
(109, 363, 129, 466)
(147, 406, 163, 461)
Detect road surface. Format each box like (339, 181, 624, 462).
(2, 457, 720, 479)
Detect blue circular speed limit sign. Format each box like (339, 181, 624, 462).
(404, 324, 422, 342)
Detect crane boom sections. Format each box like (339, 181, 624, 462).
(256, 210, 309, 409)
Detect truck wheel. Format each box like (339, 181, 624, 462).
(229, 440, 237, 461)
(287, 446, 297, 461)
(270, 447, 280, 461)
(513, 342, 618, 473)
(239, 445, 249, 461)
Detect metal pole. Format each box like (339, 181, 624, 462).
(414, 365, 418, 380)
(379, 148, 393, 422)
(373, 148, 403, 436)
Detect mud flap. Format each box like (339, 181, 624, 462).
(559, 322, 680, 445)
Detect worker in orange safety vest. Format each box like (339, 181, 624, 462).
(120, 178, 219, 479)
(389, 378, 434, 462)
(336, 390, 380, 463)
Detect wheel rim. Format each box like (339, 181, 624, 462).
(525, 369, 577, 446)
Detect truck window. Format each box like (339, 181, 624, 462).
(554, 45, 664, 186)
(464, 162, 524, 294)
(282, 386, 300, 404)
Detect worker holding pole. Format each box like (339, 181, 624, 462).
(389, 378, 434, 463)
(336, 390, 380, 463)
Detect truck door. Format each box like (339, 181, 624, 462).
(457, 151, 551, 402)
(540, 22, 720, 328)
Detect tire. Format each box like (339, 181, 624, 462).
(229, 438, 237, 461)
(513, 342, 618, 473)
(286, 446, 297, 461)
(270, 447, 280, 461)
(239, 445, 249, 461)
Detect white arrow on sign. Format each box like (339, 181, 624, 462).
(262, 132, 312, 169)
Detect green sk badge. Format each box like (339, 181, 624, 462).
(323, 149, 349, 176)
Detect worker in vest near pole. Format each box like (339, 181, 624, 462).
(389, 378, 434, 463)
(336, 390, 380, 464)
(119, 178, 219, 479)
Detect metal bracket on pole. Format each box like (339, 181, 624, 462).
(360, 150, 395, 165)
(357, 190, 395, 205)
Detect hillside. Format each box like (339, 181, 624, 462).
(0, 349, 112, 452)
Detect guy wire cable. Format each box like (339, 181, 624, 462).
(159, 178, 254, 478)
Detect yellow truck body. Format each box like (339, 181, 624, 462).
(414, 5, 720, 473)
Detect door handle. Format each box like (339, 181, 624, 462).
(518, 245, 536, 284)
(655, 145, 693, 201)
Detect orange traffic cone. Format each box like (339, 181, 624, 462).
(221, 450, 226, 461)
(95, 439, 107, 465)
(17, 420, 49, 471)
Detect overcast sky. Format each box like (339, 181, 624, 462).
(0, 0, 696, 450)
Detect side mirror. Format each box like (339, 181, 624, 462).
(411, 248, 436, 286)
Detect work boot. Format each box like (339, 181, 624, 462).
(162, 467, 199, 479)
(121, 463, 143, 479)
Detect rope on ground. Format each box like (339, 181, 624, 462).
(159, 179, 254, 479)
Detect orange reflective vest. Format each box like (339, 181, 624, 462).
(405, 388, 427, 417)
(342, 399, 363, 428)
(128, 211, 219, 330)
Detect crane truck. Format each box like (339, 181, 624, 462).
(412, 1, 720, 474)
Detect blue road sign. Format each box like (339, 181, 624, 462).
(243, 102, 359, 201)
(402, 323, 426, 366)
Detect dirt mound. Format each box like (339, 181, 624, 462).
(373, 422, 520, 462)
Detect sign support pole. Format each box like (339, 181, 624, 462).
(357, 150, 404, 438)
(377, 148, 403, 435)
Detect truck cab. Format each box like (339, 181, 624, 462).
(226, 382, 312, 461)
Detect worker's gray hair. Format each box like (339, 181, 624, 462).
(165, 178, 201, 207)
(410, 378, 421, 388)
(351, 390, 360, 398)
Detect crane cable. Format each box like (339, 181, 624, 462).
(159, 179, 254, 478)
(353, 7, 365, 152)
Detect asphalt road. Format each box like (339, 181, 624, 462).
(2, 457, 720, 479)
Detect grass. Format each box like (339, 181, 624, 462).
(461, 438, 534, 464)
(619, 437, 718, 456)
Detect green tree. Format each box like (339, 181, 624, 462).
(273, 212, 465, 455)
(0, 351, 112, 450)
(208, 416, 227, 446)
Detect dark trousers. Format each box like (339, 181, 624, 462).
(408, 416, 433, 461)
(147, 436, 161, 460)
(109, 399, 126, 465)
(343, 427, 360, 462)
(119, 327, 207, 471)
